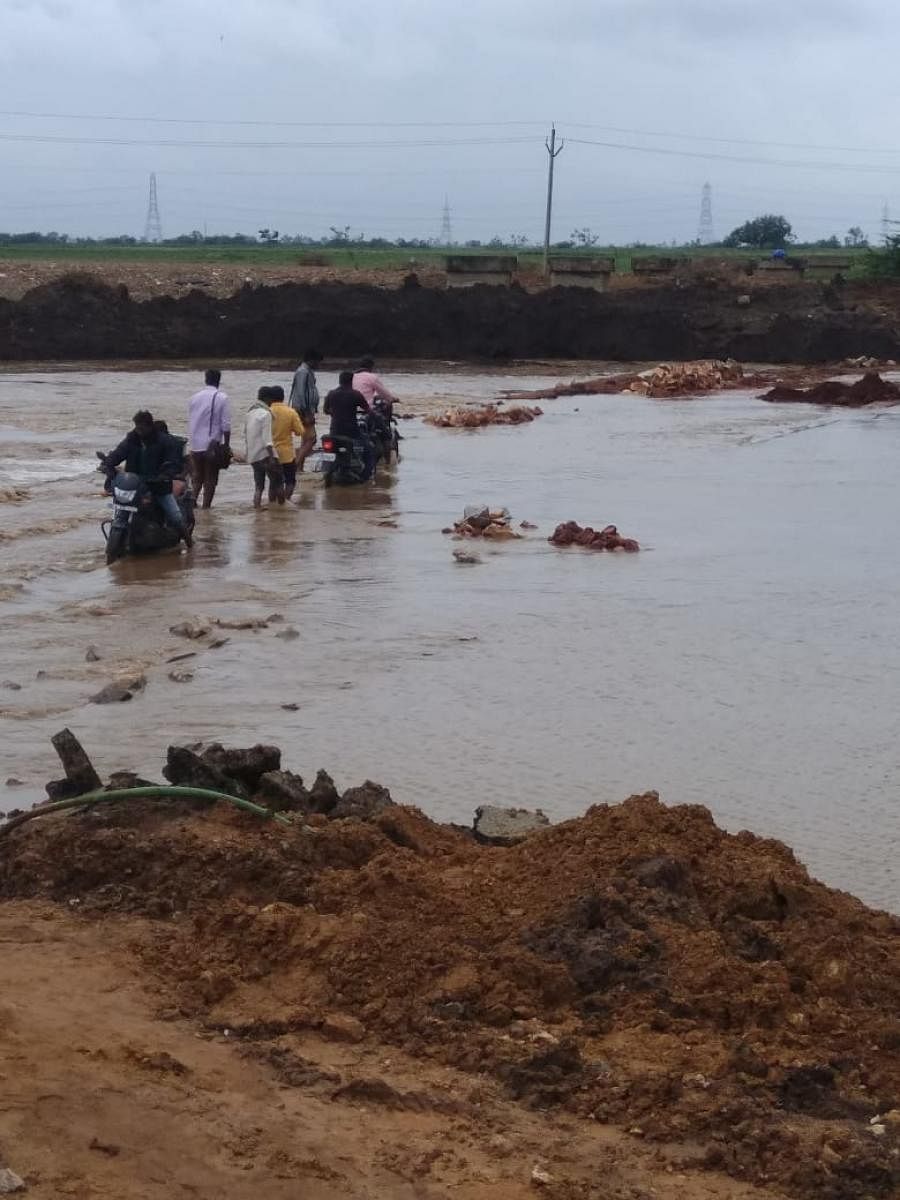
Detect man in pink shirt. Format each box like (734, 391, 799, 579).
(352, 357, 400, 416)
(187, 369, 231, 508)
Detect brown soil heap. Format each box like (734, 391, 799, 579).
(425, 404, 543, 428)
(1, 743, 899, 1200)
(761, 371, 900, 406)
(549, 521, 640, 551)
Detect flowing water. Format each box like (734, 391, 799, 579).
(1, 366, 899, 912)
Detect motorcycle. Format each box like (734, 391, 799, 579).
(317, 418, 372, 488)
(366, 399, 402, 469)
(97, 452, 195, 564)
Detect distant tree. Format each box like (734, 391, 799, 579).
(508, 233, 529, 248)
(258, 228, 280, 246)
(464, 239, 482, 248)
(487, 235, 505, 248)
(570, 227, 600, 248)
(845, 226, 868, 248)
(866, 233, 900, 277)
(722, 214, 794, 248)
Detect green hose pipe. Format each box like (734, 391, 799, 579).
(0, 785, 293, 841)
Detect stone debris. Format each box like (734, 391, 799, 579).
(502, 359, 760, 401)
(169, 620, 211, 640)
(548, 522, 640, 552)
(0, 1168, 26, 1195)
(85, 646, 102, 662)
(426, 405, 542, 428)
(444, 506, 523, 540)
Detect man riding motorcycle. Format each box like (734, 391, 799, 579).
(101, 410, 193, 548)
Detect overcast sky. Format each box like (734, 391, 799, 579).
(2, 0, 898, 244)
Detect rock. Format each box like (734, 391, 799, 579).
(255, 769, 310, 813)
(881, 1108, 900, 1128)
(4, 778, 23, 787)
(488, 1134, 513, 1158)
(737, 294, 752, 306)
(169, 620, 210, 639)
(453, 549, 482, 565)
(167, 651, 197, 663)
(281, 702, 300, 711)
(332, 781, 395, 821)
(2, 681, 22, 691)
(320, 1013, 366, 1043)
(85, 646, 101, 662)
(89, 683, 134, 705)
(0, 1168, 26, 1194)
(275, 626, 300, 641)
(530, 1165, 554, 1187)
(168, 671, 194, 683)
(309, 769, 340, 815)
(163, 746, 247, 798)
(212, 617, 269, 630)
(202, 744, 281, 789)
(50, 728, 102, 796)
(473, 805, 550, 846)
(208, 637, 229, 650)
(266, 612, 285, 623)
(88, 1137, 120, 1157)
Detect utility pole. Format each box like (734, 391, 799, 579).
(543, 124, 565, 275)
(143, 172, 162, 243)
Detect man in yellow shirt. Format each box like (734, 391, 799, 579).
(268, 385, 304, 501)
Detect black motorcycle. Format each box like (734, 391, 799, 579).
(318, 434, 369, 487)
(367, 399, 401, 470)
(97, 453, 195, 564)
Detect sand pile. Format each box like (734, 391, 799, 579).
(2, 741, 899, 1200)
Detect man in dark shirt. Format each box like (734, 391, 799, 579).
(323, 371, 374, 480)
(323, 371, 369, 436)
(102, 410, 192, 546)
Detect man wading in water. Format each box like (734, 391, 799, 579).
(244, 387, 283, 507)
(289, 348, 322, 474)
(187, 369, 231, 508)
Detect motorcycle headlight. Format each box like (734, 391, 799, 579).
(114, 488, 137, 503)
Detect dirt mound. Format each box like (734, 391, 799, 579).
(9, 272, 900, 363)
(503, 359, 769, 401)
(2, 763, 899, 1198)
(761, 371, 900, 406)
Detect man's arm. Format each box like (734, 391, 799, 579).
(323, 390, 333, 416)
(290, 410, 304, 436)
(354, 389, 370, 413)
(220, 392, 232, 446)
(158, 436, 181, 480)
(102, 436, 130, 470)
(373, 374, 399, 403)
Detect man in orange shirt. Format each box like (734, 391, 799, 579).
(268, 385, 304, 501)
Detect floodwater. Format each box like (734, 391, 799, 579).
(1, 366, 899, 912)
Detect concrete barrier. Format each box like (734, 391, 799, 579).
(445, 255, 517, 287)
(548, 256, 615, 291)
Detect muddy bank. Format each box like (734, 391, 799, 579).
(2, 737, 899, 1200)
(4, 273, 900, 363)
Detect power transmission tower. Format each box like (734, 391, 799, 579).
(143, 172, 163, 243)
(542, 124, 565, 274)
(698, 182, 715, 244)
(882, 201, 891, 245)
(440, 196, 453, 245)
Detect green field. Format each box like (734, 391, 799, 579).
(0, 242, 874, 275)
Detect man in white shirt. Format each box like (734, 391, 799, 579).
(187, 368, 231, 509)
(244, 387, 282, 508)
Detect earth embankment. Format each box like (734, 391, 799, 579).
(2, 760, 899, 1199)
(3, 272, 900, 362)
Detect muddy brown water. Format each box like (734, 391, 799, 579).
(1, 366, 898, 912)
